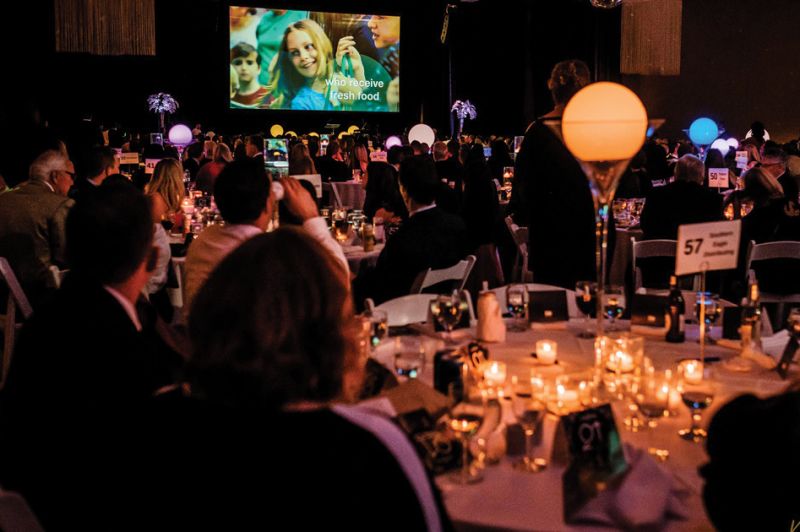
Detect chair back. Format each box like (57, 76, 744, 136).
(745, 240, 800, 305)
(631, 238, 679, 291)
(0, 258, 33, 387)
(410, 255, 476, 294)
(505, 216, 531, 282)
(369, 290, 476, 328)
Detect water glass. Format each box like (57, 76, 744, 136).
(393, 337, 426, 381)
(602, 286, 626, 331)
(505, 284, 529, 332)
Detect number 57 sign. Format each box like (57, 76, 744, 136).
(675, 220, 742, 275)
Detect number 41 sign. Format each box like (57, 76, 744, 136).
(675, 220, 742, 275)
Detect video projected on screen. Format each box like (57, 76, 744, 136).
(229, 7, 400, 113)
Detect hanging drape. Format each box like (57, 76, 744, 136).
(621, 0, 682, 75)
(55, 0, 156, 56)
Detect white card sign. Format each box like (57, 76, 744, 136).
(292, 174, 323, 198)
(120, 152, 140, 165)
(675, 220, 741, 275)
(145, 158, 161, 175)
(708, 168, 729, 188)
(735, 151, 749, 170)
(369, 150, 387, 162)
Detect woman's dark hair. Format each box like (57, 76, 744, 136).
(363, 161, 400, 219)
(398, 156, 438, 205)
(188, 228, 358, 409)
(548, 59, 591, 107)
(213, 159, 271, 224)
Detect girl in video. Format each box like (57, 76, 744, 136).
(265, 19, 367, 110)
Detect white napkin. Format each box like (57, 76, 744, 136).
(762, 329, 791, 358)
(477, 291, 506, 343)
(568, 444, 690, 529)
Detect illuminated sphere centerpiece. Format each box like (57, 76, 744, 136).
(688, 118, 719, 147)
(168, 124, 193, 147)
(408, 124, 436, 147)
(270, 124, 284, 137)
(710, 138, 731, 157)
(385, 135, 403, 149)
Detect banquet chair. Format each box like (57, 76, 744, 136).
(0, 258, 33, 387)
(491, 283, 581, 319)
(745, 240, 800, 325)
(365, 290, 476, 328)
(410, 255, 476, 294)
(322, 182, 344, 209)
(631, 238, 699, 292)
(504, 216, 532, 283)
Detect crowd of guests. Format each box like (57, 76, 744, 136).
(0, 65, 799, 528)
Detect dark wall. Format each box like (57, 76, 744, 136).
(624, 0, 800, 142)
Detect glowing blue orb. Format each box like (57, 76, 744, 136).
(688, 118, 719, 147)
(385, 135, 403, 149)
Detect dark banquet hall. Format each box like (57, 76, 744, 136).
(0, 0, 799, 530)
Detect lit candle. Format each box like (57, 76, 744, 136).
(682, 360, 704, 385)
(483, 361, 507, 387)
(606, 350, 634, 373)
(536, 340, 558, 365)
(668, 389, 681, 412)
(556, 384, 580, 412)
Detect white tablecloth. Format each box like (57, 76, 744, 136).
(342, 243, 383, 275)
(371, 321, 793, 531)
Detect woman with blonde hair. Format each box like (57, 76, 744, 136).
(144, 158, 185, 308)
(196, 143, 233, 194)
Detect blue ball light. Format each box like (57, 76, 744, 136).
(688, 118, 719, 147)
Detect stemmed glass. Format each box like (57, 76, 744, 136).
(448, 380, 486, 484)
(365, 309, 388, 351)
(332, 209, 349, 244)
(677, 362, 716, 442)
(505, 284, 529, 332)
(431, 291, 464, 343)
(392, 337, 426, 381)
(694, 292, 721, 344)
(635, 361, 671, 461)
(575, 281, 598, 338)
(511, 374, 548, 472)
(602, 285, 626, 332)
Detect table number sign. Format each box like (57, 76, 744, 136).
(145, 158, 161, 175)
(553, 404, 629, 522)
(675, 220, 741, 276)
(708, 168, 729, 188)
(119, 152, 140, 165)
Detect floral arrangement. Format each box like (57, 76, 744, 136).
(451, 100, 477, 136)
(147, 93, 179, 131)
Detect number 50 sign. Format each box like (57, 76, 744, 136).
(675, 220, 742, 275)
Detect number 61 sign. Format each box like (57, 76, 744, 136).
(675, 220, 742, 276)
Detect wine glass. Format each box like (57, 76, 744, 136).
(694, 292, 721, 343)
(602, 286, 626, 332)
(575, 281, 598, 338)
(448, 381, 486, 484)
(511, 373, 548, 472)
(365, 309, 388, 351)
(635, 361, 671, 461)
(431, 291, 464, 342)
(677, 361, 716, 442)
(505, 284, 529, 332)
(392, 337, 426, 381)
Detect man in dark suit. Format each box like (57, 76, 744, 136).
(639, 154, 724, 288)
(761, 146, 799, 205)
(183, 141, 206, 180)
(0, 183, 183, 529)
(245, 134, 265, 168)
(68, 145, 119, 202)
(641, 154, 724, 240)
(353, 156, 468, 305)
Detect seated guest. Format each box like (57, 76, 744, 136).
(245, 134, 265, 165)
(639, 154, 724, 288)
(195, 143, 232, 194)
(761, 145, 799, 205)
(0, 150, 74, 306)
(354, 156, 468, 305)
(288, 142, 317, 175)
(702, 385, 800, 531)
(641, 154, 724, 240)
(183, 159, 346, 312)
(0, 183, 183, 529)
(141, 228, 450, 531)
(69, 146, 119, 201)
(182, 141, 206, 181)
(316, 140, 351, 182)
(363, 160, 407, 222)
(730, 167, 800, 298)
(461, 144, 499, 251)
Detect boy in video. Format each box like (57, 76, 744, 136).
(230, 42, 271, 107)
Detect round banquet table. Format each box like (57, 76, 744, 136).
(370, 321, 793, 532)
(342, 243, 384, 275)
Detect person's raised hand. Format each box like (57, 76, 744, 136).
(335, 36, 365, 80)
(280, 177, 318, 222)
